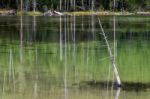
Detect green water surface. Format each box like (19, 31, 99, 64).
(0, 15, 150, 99)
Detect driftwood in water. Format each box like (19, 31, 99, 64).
(0, 9, 16, 16)
(43, 10, 63, 16)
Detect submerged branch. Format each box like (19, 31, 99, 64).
(98, 17, 122, 86)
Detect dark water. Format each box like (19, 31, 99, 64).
(0, 15, 150, 99)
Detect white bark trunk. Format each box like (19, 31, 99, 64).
(98, 18, 122, 86)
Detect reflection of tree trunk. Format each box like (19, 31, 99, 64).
(20, 16, 23, 45)
(113, 16, 116, 63)
(25, 16, 30, 42)
(113, 16, 120, 86)
(64, 16, 68, 99)
(73, 15, 78, 84)
(18, 16, 26, 98)
(91, 15, 95, 39)
(86, 41, 89, 80)
(33, 48, 38, 99)
(88, 16, 91, 39)
(115, 88, 121, 99)
(33, 81, 38, 99)
(9, 49, 16, 98)
(2, 71, 6, 99)
(81, 15, 84, 31)
(9, 50, 12, 83)
(33, 16, 36, 42)
(73, 15, 76, 49)
(18, 63, 25, 97)
(59, 16, 63, 61)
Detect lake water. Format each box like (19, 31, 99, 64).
(0, 15, 150, 99)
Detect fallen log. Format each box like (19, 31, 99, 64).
(43, 10, 63, 16)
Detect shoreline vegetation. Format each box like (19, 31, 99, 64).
(0, 9, 150, 16)
(64, 11, 150, 16)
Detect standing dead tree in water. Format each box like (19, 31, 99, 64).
(98, 18, 122, 87)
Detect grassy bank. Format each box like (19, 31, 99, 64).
(17, 11, 43, 16)
(64, 11, 134, 16)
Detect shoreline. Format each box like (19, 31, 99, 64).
(64, 11, 134, 16)
(0, 9, 150, 16)
(65, 11, 150, 16)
